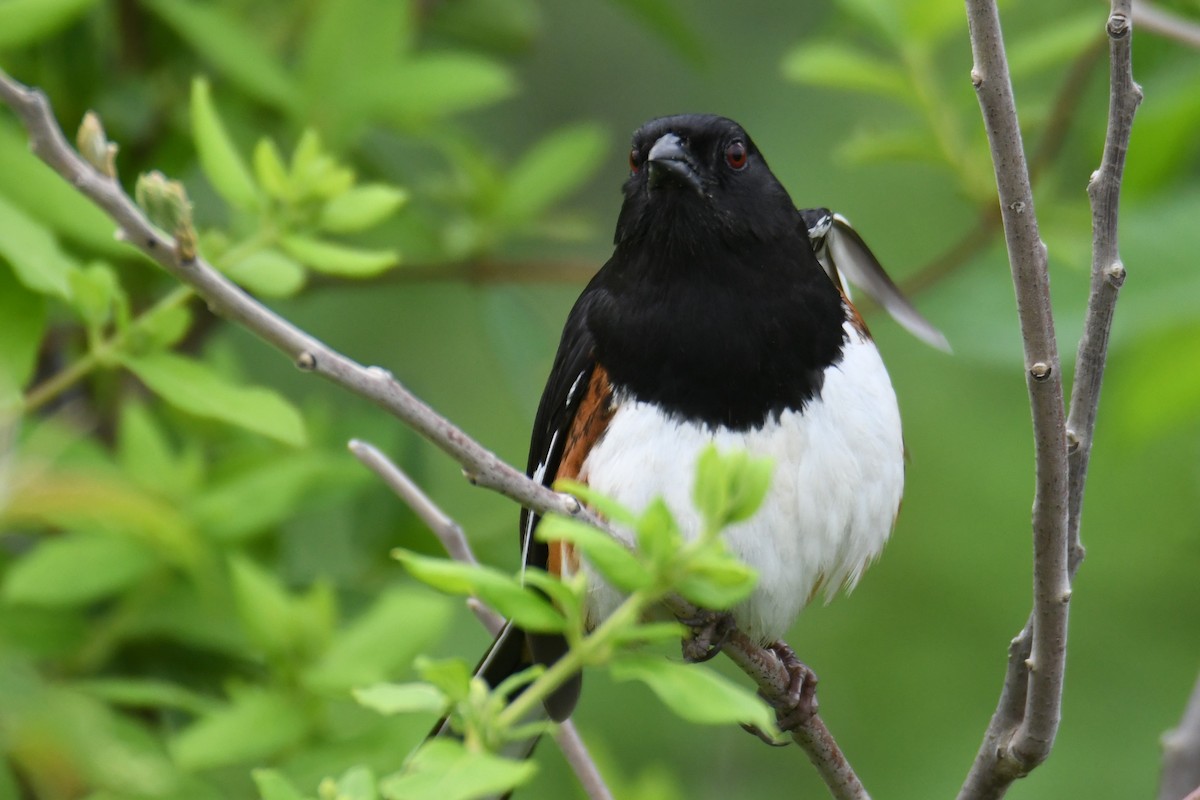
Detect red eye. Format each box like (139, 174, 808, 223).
(629, 147, 641, 174)
(725, 140, 748, 170)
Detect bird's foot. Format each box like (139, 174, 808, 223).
(679, 608, 736, 663)
(763, 640, 818, 732)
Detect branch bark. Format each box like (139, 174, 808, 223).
(0, 70, 868, 800)
(957, 2, 1138, 797)
(1161, 672, 1200, 800)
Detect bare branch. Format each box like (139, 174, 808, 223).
(0, 70, 868, 799)
(347, 439, 613, 800)
(1161, 673, 1200, 800)
(958, 2, 1138, 797)
(1069, 0, 1141, 573)
(1133, 0, 1200, 49)
(960, 0, 1071, 793)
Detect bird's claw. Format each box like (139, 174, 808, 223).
(679, 609, 736, 663)
(763, 640, 818, 732)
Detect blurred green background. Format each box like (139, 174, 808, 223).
(1, 0, 1198, 798)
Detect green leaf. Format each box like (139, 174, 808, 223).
(192, 456, 335, 542)
(2, 533, 158, 607)
(228, 555, 300, 658)
(495, 123, 608, 228)
(380, 739, 536, 800)
(553, 478, 638, 527)
(0, 193, 77, 298)
(120, 351, 307, 446)
(610, 655, 775, 732)
(834, 0, 904, 46)
(369, 54, 516, 125)
(723, 454, 773, 525)
(170, 686, 310, 770)
(190, 77, 259, 212)
(520, 568, 583, 619)
(71, 677, 219, 716)
(117, 401, 197, 498)
(0, 266, 45, 412)
(252, 769, 308, 800)
(0, 123, 124, 256)
(634, 498, 682, 564)
(674, 550, 758, 610)
(129, 302, 192, 351)
(535, 515, 652, 593)
(394, 551, 566, 633)
(0, 0, 98, 48)
(319, 184, 409, 234)
(253, 138, 292, 199)
(144, 0, 301, 112)
(67, 261, 121, 330)
(353, 683, 447, 716)
(221, 249, 306, 297)
(781, 41, 910, 101)
(334, 766, 378, 800)
(279, 234, 398, 277)
(305, 587, 452, 692)
(416, 658, 474, 704)
(837, 126, 943, 167)
(222, 248, 307, 297)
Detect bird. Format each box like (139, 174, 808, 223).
(450, 113, 944, 751)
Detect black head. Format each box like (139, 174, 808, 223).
(614, 114, 798, 250)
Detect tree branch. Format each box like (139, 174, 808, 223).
(0, 69, 868, 800)
(957, 0, 1072, 795)
(1133, 0, 1200, 50)
(957, 2, 1137, 797)
(1161, 672, 1200, 800)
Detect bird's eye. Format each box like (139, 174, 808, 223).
(725, 140, 748, 170)
(629, 147, 641, 174)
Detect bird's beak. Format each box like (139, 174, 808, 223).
(647, 133, 703, 195)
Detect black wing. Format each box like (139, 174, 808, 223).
(801, 207, 951, 352)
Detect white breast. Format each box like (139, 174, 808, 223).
(577, 323, 904, 643)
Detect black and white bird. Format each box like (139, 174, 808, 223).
(455, 113, 946, 742)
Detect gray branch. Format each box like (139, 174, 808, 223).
(1161, 672, 1200, 800)
(1133, 0, 1200, 49)
(0, 70, 868, 800)
(958, 1, 1137, 797)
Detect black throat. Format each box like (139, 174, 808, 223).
(586, 226, 848, 431)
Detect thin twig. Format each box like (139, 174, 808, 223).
(957, 0, 1073, 796)
(0, 70, 868, 800)
(1161, 673, 1200, 800)
(1133, 0, 1200, 49)
(346, 439, 613, 800)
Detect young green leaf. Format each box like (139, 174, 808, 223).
(0, 267, 46, 411)
(2, 534, 158, 607)
(495, 123, 608, 228)
(119, 351, 307, 446)
(319, 185, 409, 234)
(353, 683, 447, 716)
(369, 54, 517, 125)
(222, 248, 307, 297)
(332, 766, 378, 800)
(170, 687, 310, 770)
(380, 739, 536, 800)
(228, 554, 297, 657)
(782, 41, 911, 102)
(0, 193, 76, 299)
(190, 77, 260, 212)
(394, 551, 566, 633)
(416, 657, 474, 704)
(535, 516, 652, 593)
(610, 655, 776, 733)
(67, 261, 121, 331)
(253, 138, 292, 199)
(305, 587, 452, 693)
(252, 769, 308, 800)
(128, 302, 192, 352)
(674, 550, 758, 610)
(634, 498, 682, 564)
(280, 234, 398, 277)
(724, 454, 773, 525)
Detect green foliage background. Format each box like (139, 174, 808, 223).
(1, 0, 1198, 798)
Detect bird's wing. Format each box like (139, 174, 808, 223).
(802, 208, 951, 353)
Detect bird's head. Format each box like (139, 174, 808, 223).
(614, 114, 798, 251)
